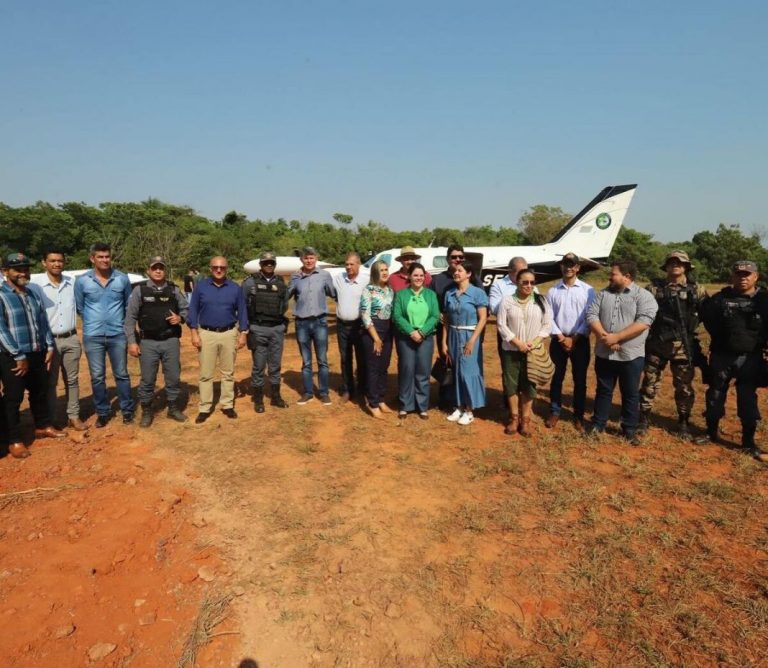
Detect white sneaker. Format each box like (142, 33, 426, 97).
(446, 409, 462, 422)
(458, 411, 474, 426)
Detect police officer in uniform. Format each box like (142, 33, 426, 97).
(125, 256, 189, 427)
(697, 260, 768, 462)
(638, 251, 705, 437)
(241, 251, 289, 412)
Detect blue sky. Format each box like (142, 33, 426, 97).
(1, 1, 766, 242)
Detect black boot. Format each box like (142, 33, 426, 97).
(253, 388, 265, 413)
(637, 410, 650, 434)
(742, 424, 757, 450)
(695, 420, 719, 445)
(139, 403, 154, 428)
(270, 384, 288, 408)
(166, 401, 188, 423)
(677, 416, 691, 438)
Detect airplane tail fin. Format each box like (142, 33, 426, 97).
(546, 185, 637, 262)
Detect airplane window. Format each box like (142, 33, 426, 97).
(433, 257, 448, 269)
(364, 253, 392, 268)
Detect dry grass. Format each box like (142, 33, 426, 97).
(177, 593, 235, 668)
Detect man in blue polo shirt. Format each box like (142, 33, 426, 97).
(75, 242, 134, 428)
(187, 255, 248, 423)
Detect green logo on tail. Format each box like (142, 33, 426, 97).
(595, 213, 611, 230)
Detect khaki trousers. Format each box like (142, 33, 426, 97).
(198, 328, 238, 412)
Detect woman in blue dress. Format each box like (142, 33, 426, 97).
(441, 261, 488, 425)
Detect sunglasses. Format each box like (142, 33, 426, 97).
(520, 280, 536, 286)
(449, 254, 465, 260)
(210, 265, 227, 271)
(261, 261, 276, 266)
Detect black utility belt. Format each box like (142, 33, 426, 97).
(140, 332, 179, 341)
(200, 324, 237, 332)
(53, 329, 78, 339)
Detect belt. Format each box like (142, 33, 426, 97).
(337, 318, 362, 325)
(450, 325, 476, 331)
(200, 324, 236, 333)
(295, 315, 325, 321)
(53, 329, 77, 339)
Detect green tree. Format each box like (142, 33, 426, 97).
(610, 227, 666, 280)
(689, 224, 768, 282)
(333, 212, 353, 226)
(518, 205, 571, 244)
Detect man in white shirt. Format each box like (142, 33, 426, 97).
(332, 252, 369, 402)
(29, 248, 87, 430)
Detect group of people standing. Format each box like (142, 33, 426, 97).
(2, 241, 767, 464)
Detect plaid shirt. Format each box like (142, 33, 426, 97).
(0, 283, 54, 360)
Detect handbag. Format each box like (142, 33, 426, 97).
(431, 356, 454, 387)
(526, 341, 555, 387)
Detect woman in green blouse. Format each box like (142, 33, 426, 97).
(392, 263, 440, 419)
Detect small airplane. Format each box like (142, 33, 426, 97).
(28, 268, 148, 285)
(241, 184, 637, 286)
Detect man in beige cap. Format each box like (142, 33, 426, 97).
(388, 246, 432, 293)
(125, 256, 189, 427)
(638, 251, 705, 437)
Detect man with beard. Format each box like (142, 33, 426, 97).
(0, 252, 66, 458)
(697, 260, 768, 462)
(586, 260, 658, 445)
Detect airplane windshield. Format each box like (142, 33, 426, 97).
(364, 253, 392, 268)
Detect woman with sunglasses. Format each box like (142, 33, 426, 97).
(392, 263, 440, 419)
(442, 261, 488, 425)
(497, 269, 552, 436)
(360, 260, 395, 418)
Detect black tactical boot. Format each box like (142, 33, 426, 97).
(637, 410, 650, 434)
(677, 416, 691, 438)
(139, 403, 154, 428)
(695, 420, 719, 445)
(166, 401, 188, 423)
(270, 384, 288, 408)
(253, 388, 265, 413)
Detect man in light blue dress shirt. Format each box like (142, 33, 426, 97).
(74, 242, 134, 428)
(544, 253, 595, 430)
(30, 247, 87, 430)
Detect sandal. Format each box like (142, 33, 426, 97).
(504, 414, 519, 435)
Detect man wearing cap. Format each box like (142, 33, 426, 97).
(545, 253, 595, 430)
(241, 251, 289, 412)
(289, 246, 336, 405)
(188, 256, 248, 423)
(638, 251, 705, 437)
(75, 242, 134, 427)
(125, 257, 189, 427)
(0, 252, 65, 459)
(388, 247, 432, 293)
(697, 260, 768, 461)
(332, 252, 369, 402)
(29, 246, 87, 430)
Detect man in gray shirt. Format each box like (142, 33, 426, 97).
(289, 246, 336, 405)
(586, 260, 658, 444)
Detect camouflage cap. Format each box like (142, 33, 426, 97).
(732, 260, 758, 274)
(3, 252, 31, 268)
(148, 256, 167, 267)
(661, 250, 693, 270)
(259, 251, 277, 263)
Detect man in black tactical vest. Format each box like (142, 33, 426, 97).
(697, 260, 768, 462)
(241, 251, 289, 412)
(638, 251, 706, 437)
(125, 257, 189, 427)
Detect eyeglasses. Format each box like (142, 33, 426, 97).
(210, 265, 227, 271)
(520, 280, 536, 286)
(449, 255, 464, 260)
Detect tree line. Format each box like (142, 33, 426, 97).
(0, 199, 765, 284)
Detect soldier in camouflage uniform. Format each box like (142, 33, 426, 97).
(638, 251, 705, 437)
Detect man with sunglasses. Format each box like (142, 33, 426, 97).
(188, 256, 248, 423)
(241, 251, 290, 412)
(125, 256, 189, 427)
(697, 260, 768, 461)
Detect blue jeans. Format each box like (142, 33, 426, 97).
(591, 355, 645, 435)
(549, 337, 590, 419)
(396, 335, 434, 413)
(295, 316, 329, 395)
(83, 334, 134, 417)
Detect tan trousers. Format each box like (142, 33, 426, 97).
(198, 328, 238, 412)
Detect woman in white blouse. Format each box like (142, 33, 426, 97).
(496, 269, 552, 436)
